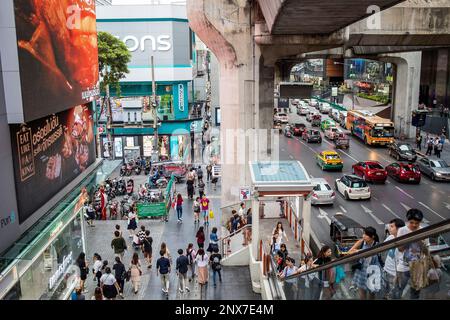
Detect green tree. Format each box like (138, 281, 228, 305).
(97, 31, 131, 96)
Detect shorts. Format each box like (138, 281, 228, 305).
(144, 250, 152, 258)
(202, 210, 208, 218)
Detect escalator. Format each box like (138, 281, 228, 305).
(267, 220, 450, 300)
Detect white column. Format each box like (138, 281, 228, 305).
(301, 195, 311, 252)
(251, 198, 260, 260)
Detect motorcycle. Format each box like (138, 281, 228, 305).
(120, 164, 127, 177)
(134, 165, 142, 175)
(126, 179, 134, 196)
(117, 178, 126, 196)
(108, 200, 119, 219)
(144, 164, 151, 175)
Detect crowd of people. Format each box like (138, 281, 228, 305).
(416, 131, 446, 158)
(271, 209, 446, 300)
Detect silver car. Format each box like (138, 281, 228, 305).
(416, 158, 450, 181)
(311, 178, 335, 205)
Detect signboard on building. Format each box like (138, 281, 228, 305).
(332, 87, 338, 97)
(13, 0, 100, 122)
(239, 187, 251, 201)
(178, 84, 185, 111)
(10, 104, 96, 224)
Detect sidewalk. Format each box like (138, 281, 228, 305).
(83, 167, 260, 300)
(403, 137, 450, 163)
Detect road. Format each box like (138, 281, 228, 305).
(278, 106, 450, 247)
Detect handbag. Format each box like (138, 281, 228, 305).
(209, 210, 214, 219)
(409, 244, 433, 291)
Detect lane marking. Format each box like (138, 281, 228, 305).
(360, 204, 384, 225)
(296, 137, 317, 153)
(395, 186, 414, 199)
(318, 208, 332, 225)
(373, 196, 379, 200)
(422, 180, 429, 185)
(443, 202, 450, 210)
(281, 148, 286, 152)
(400, 202, 411, 211)
(386, 180, 391, 184)
(289, 154, 294, 159)
(418, 202, 445, 220)
(439, 190, 446, 195)
(382, 204, 401, 219)
(431, 185, 437, 190)
(339, 205, 347, 213)
(338, 149, 359, 163)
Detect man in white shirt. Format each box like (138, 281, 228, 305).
(383, 218, 405, 299)
(238, 202, 245, 218)
(393, 209, 424, 299)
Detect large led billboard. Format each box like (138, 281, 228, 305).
(13, 0, 100, 122)
(10, 104, 96, 223)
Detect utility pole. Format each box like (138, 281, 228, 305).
(151, 56, 159, 162)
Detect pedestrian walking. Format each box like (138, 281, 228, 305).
(186, 171, 195, 200)
(197, 166, 204, 182)
(272, 221, 288, 249)
(383, 219, 405, 299)
(176, 249, 191, 293)
(176, 193, 183, 222)
(76, 252, 89, 293)
(434, 137, 441, 155)
(312, 245, 334, 300)
(206, 164, 213, 182)
(209, 247, 222, 288)
(129, 253, 142, 294)
(392, 209, 425, 300)
(280, 257, 298, 299)
(100, 267, 121, 300)
(436, 142, 443, 158)
(230, 210, 241, 234)
(207, 227, 219, 253)
(349, 227, 383, 300)
(142, 230, 153, 269)
(200, 195, 210, 225)
(137, 225, 146, 247)
(111, 230, 127, 261)
(297, 255, 320, 300)
(127, 211, 138, 238)
(156, 250, 171, 295)
(440, 133, 446, 145)
(196, 226, 206, 249)
(195, 249, 209, 286)
(416, 134, 422, 151)
(113, 256, 126, 295)
(238, 202, 245, 218)
(187, 243, 197, 281)
(198, 179, 205, 199)
(84, 202, 95, 227)
(193, 197, 201, 224)
(92, 253, 103, 287)
(91, 287, 103, 300)
(161, 242, 172, 263)
(426, 137, 434, 156)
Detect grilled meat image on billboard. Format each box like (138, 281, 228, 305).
(14, 0, 99, 121)
(11, 104, 96, 223)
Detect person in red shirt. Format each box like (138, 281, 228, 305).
(196, 226, 205, 249)
(200, 195, 210, 225)
(176, 193, 183, 223)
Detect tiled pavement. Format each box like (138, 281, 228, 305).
(83, 167, 260, 300)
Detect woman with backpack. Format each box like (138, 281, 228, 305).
(187, 243, 197, 281)
(209, 247, 222, 288)
(349, 226, 383, 300)
(193, 197, 201, 224)
(129, 253, 142, 294)
(195, 249, 209, 286)
(113, 256, 126, 295)
(196, 226, 206, 249)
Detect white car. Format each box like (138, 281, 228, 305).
(319, 103, 332, 114)
(297, 105, 310, 116)
(311, 178, 335, 205)
(309, 99, 318, 108)
(331, 109, 340, 121)
(324, 126, 342, 140)
(306, 111, 319, 122)
(335, 175, 371, 200)
(274, 112, 288, 123)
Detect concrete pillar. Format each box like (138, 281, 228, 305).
(251, 198, 260, 260)
(382, 52, 422, 139)
(301, 195, 311, 253)
(435, 49, 449, 103)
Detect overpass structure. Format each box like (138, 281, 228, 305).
(187, 0, 450, 297)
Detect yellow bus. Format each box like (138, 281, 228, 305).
(345, 110, 394, 146)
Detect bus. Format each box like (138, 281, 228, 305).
(345, 110, 394, 146)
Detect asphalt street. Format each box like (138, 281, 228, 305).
(278, 106, 450, 247)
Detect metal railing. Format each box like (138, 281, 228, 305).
(220, 224, 252, 258)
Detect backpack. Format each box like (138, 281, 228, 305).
(187, 249, 195, 265)
(197, 169, 203, 178)
(211, 254, 221, 271)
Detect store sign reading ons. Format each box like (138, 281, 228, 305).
(119, 35, 172, 52)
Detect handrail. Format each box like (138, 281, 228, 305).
(281, 219, 450, 282)
(219, 224, 252, 241)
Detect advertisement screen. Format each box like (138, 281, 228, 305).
(143, 136, 154, 157)
(170, 136, 179, 160)
(14, 0, 100, 122)
(11, 104, 96, 223)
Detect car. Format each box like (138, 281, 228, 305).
(306, 110, 319, 122)
(416, 158, 450, 181)
(309, 98, 319, 108)
(385, 162, 421, 183)
(335, 175, 371, 200)
(320, 119, 337, 132)
(324, 126, 342, 141)
(316, 151, 344, 171)
(352, 161, 387, 183)
(388, 142, 417, 162)
(302, 129, 322, 143)
(311, 178, 335, 205)
(339, 111, 347, 127)
(297, 105, 310, 116)
(274, 112, 288, 123)
(319, 102, 332, 114)
(292, 123, 306, 136)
